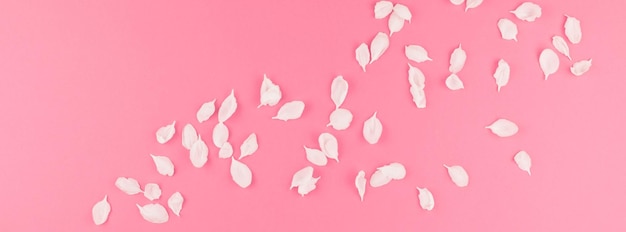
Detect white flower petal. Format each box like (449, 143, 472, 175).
(486, 118, 519, 137)
(493, 59, 511, 92)
(272, 101, 305, 121)
(444, 164, 469, 187)
(393, 3, 412, 22)
(328, 108, 353, 131)
(230, 158, 252, 188)
(136, 203, 169, 224)
(497, 18, 518, 41)
(565, 15, 582, 44)
(552, 35, 571, 60)
(181, 123, 198, 150)
(355, 43, 370, 72)
(218, 89, 237, 123)
(408, 63, 426, 89)
(570, 59, 592, 76)
(388, 13, 404, 37)
(539, 48, 560, 80)
(379, 162, 406, 180)
(304, 146, 328, 166)
(445, 73, 464, 90)
(115, 177, 142, 195)
(355, 171, 366, 201)
(190, 137, 209, 168)
(218, 141, 234, 159)
(92, 195, 111, 225)
(258, 74, 282, 108)
(156, 121, 176, 144)
(410, 85, 426, 108)
(297, 177, 320, 196)
(167, 192, 184, 217)
(369, 32, 390, 64)
(511, 2, 542, 22)
(318, 133, 339, 162)
(450, 0, 465, 6)
(416, 187, 435, 211)
(465, 0, 483, 12)
(212, 122, 229, 148)
(514, 151, 532, 175)
(196, 100, 216, 123)
(290, 166, 314, 189)
(150, 154, 174, 176)
(405, 45, 432, 63)
(374, 1, 394, 19)
(449, 44, 467, 74)
(143, 183, 162, 201)
(239, 133, 258, 160)
(369, 170, 392, 187)
(363, 112, 383, 144)
(331, 75, 349, 109)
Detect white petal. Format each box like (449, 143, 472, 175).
(539, 48, 560, 80)
(290, 166, 314, 189)
(92, 195, 111, 225)
(416, 187, 435, 211)
(486, 118, 519, 137)
(115, 177, 142, 195)
(565, 15, 582, 44)
(449, 44, 467, 74)
(355, 43, 370, 72)
(218, 141, 234, 159)
(450, 0, 465, 6)
(218, 89, 237, 123)
(143, 183, 162, 201)
(190, 137, 209, 168)
(272, 101, 305, 121)
(570, 59, 592, 76)
(318, 132, 339, 162)
(445, 73, 464, 90)
(331, 75, 349, 109)
(392, 4, 412, 22)
(212, 122, 229, 148)
(408, 63, 426, 89)
(297, 177, 320, 196)
(136, 203, 169, 224)
(514, 151, 532, 175)
(379, 162, 406, 180)
(304, 146, 328, 166)
(196, 100, 216, 123)
(167, 192, 184, 217)
(181, 123, 198, 150)
(369, 170, 392, 187)
(355, 171, 366, 201)
(552, 36, 571, 60)
(493, 59, 511, 92)
(465, 0, 483, 12)
(363, 112, 383, 144)
(497, 18, 518, 41)
(388, 13, 404, 37)
(444, 164, 469, 187)
(156, 121, 176, 144)
(369, 32, 390, 64)
(405, 45, 432, 63)
(258, 74, 282, 107)
(328, 108, 353, 131)
(150, 154, 174, 176)
(374, 1, 394, 19)
(410, 85, 426, 108)
(511, 2, 542, 22)
(239, 133, 258, 160)
(230, 158, 252, 188)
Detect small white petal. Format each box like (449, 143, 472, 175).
(393, 4, 412, 22)
(497, 18, 518, 41)
(444, 164, 469, 187)
(92, 195, 111, 225)
(258, 74, 282, 108)
(493, 59, 511, 92)
(408, 63, 426, 89)
(218, 141, 234, 159)
(511, 2, 542, 22)
(328, 108, 353, 131)
(136, 203, 169, 224)
(552, 36, 572, 60)
(115, 177, 142, 195)
(167, 192, 184, 217)
(374, 1, 394, 19)
(272, 101, 305, 121)
(143, 183, 162, 201)
(539, 48, 560, 80)
(565, 15, 582, 44)
(445, 73, 464, 90)
(218, 89, 237, 123)
(405, 45, 432, 63)
(486, 118, 519, 137)
(570, 59, 592, 76)
(156, 121, 176, 144)
(449, 44, 467, 74)
(379, 162, 406, 180)
(181, 123, 198, 150)
(150, 154, 174, 176)
(297, 177, 320, 196)
(369, 170, 392, 187)
(290, 166, 314, 189)
(388, 13, 404, 37)
(196, 100, 216, 123)
(318, 133, 339, 162)
(355, 171, 366, 201)
(416, 187, 435, 211)
(514, 151, 532, 175)
(239, 133, 258, 160)
(212, 122, 229, 148)
(465, 0, 483, 12)
(355, 43, 370, 72)
(331, 75, 349, 109)
(363, 112, 383, 144)
(369, 32, 390, 64)
(190, 137, 209, 168)
(450, 0, 465, 6)
(230, 158, 252, 188)
(304, 146, 328, 166)
(410, 85, 426, 108)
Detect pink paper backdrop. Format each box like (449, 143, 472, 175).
(1, 0, 625, 231)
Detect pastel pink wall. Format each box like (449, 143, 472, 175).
(0, 0, 625, 231)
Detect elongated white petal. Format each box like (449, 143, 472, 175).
(571, 59, 592, 76)
(318, 133, 339, 162)
(331, 75, 349, 109)
(450, 0, 465, 6)
(304, 146, 328, 166)
(497, 18, 518, 41)
(297, 177, 320, 196)
(356, 43, 370, 72)
(370, 32, 390, 64)
(230, 158, 252, 188)
(218, 141, 234, 159)
(355, 171, 366, 201)
(486, 118, 519, 137)
(272, 101, 305, 121)
(565, 15, 582, 44)
(393, 4, 412, 22)
(212, 122, 229, 148)
(410, 85, 426, 108)
(92, 195, 111, 225)
(444, 164, 469, 187)
(181, 123, 198, 150)
(167, 192, 184, 217)
(290, 166, 314, 189)
(190, 137, 209, 168)
(115, 177, 142, 195)
(388, 13, 404, 36)
(445, 73, 464, 90)
(143, 183, 162, 201)
(150, 154, 174, 176)
(465, 0, 483, 12)
(156, 121, 176, 144)
(493, 59, 511, 92)
(408, 63, 426, 88)
(136, 203, 169, 224)
(379, 162, 406, 180)
(328, 108, 353, 131)
(196, 100, 216, 123)
(416, 187, 435, 211)
(374, 1, 394, 19)
(511, 2, 542, 22)
(514, 151, 532, 175)
(363, 112, 383, 144)
(449, 44, 467, 74)
(539, 48, 560, 80)
(259, 74, 282, 107)
(239, 133, 258, 160)
(369, 170, 392, 187)
(552, 36, 571, 60)
(218, 89, 237, 123)
(405, 45, 432, 63)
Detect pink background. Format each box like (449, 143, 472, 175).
(1, 0, 625, 231)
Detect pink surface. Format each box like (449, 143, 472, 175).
(1, 0, 625, 231)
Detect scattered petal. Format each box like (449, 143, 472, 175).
(212, 122, 229, 148)
(156, 121, 176, 144)
(450, 0, 465, 6)
(445, 73, 464, 90)
(565, 15, 582, 44)
(230, 158, 252, 188)
(92, 195, 111, 225)
(355, 171, 366, 201)
(290, 166, 314, 189)
(136, 203, 169, 224)
(115, 177, 142, 195)
(328, 108, 353, 131)
(304, 146, 328, 166)
(449, 44, 467, 74)
(143, 183, 162, 201)
(369, 32, 390, 64)
(239, 133, 258, 160)
(258, 74, 282, 108)
(355, 43, 370, 72)
(408, 63, 426, 88)
(167, 192, 184, 217)
(486, 118, 519, 137)
(388, 13, 404, 36)
(374, 1, 394, 19)
(514, 151, 532, 175)
(493, 59, 511, 92)
(379, 162, 406, 180)
(416, 187, 435, 211)
(363, 112, 383, 144)
(539, 48, 560, 80)
(570, 59, 592, 76)
(392, 4, 412, 22)
(331, 75, 349, 109)
(150, 154, 174, 176)
(511, 2, 542, 22)
(181, 123, 198, 150)
(405, 45, 432, 63)
(497, 18, 518, 41)
(318, 133, 339, 162)
(465, 0, 483, 12)
(444, 164, 469, 187)
(410, 85, 426, 108)
(297, 177, 320, 196)
(369, 170, 392, 187)
(272, 101, 305, 121)
(218, 141, 234, 159)
(552, 35, 571, 60)
(190, 137, 209, 168)
(196, 100, 216, 123)
(218, 89, 237, 123)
